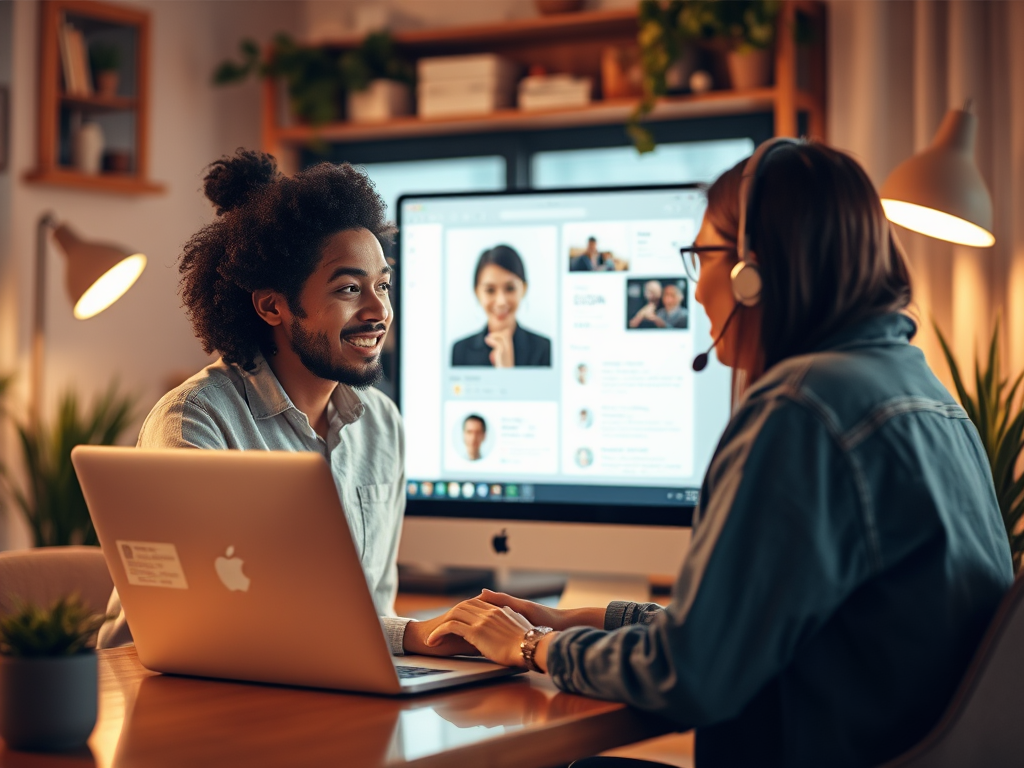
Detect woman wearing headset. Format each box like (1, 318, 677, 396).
(424, 140, 1013, 768)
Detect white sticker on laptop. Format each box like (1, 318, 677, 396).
(116, 540, 189, 589)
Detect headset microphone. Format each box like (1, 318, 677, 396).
(692, 303, 740, 372)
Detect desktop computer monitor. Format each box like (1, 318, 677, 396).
(395, 185, 733, 604)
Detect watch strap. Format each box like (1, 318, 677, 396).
(520, 626, 554, 672)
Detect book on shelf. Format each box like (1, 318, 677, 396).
(59, 22, 93, 96)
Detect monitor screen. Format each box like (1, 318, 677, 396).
(396, 185, 732, 526)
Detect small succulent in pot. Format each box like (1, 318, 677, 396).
(89, 42, 122, 98)
(0, 595, 113, 751)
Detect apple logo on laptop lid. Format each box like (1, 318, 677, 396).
(215, 546, 251, 592)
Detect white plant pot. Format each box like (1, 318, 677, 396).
(73, 122, 104, 175)
(725, 48, 774, 91)
(346, 79, 413, 123)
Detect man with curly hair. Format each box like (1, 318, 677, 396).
(98, 149, 470, 658)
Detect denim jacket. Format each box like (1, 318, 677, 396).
(547, 313, 1013, 768)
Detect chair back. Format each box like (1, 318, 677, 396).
(881, 574, 1024, 767)
(0, 546, 113, 617)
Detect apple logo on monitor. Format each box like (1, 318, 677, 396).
(215, 545, 251, 592)
(492, 529, 509, 555)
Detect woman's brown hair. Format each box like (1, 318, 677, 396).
(705, 141, 913, 373)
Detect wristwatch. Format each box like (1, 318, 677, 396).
(520, 626, 554, 672)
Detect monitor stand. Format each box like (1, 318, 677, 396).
(556, 575, 652, 610)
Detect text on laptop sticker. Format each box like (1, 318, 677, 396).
(116, 540, 189, 589)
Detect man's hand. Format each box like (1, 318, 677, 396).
(402, 611, 480, 656)
(484, 330, 515, 368)
(476, 590, 605, 631)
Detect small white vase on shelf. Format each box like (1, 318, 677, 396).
(73, 122, 105, 175)
(347, 79, 412, 124)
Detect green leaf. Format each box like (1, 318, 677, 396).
(933, 321, 978, 423)
(0, 378, 137, 547)
(933, 320, 1024, 572)
(0, 595, 114, 657)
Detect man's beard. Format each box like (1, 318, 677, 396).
(289, 318, 384, 389)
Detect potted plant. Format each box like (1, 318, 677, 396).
(0, 380, 137, 547)
(628, 0, 781, 152)
(213, 34, 344, 126)
(339, 32, 414, 124)
(628, 0, 719, 152)
(935, 319, 1024, 572)
(0, 595, 112, 751)
(89, 42, 121, 98)
(715, 0, 780, 91)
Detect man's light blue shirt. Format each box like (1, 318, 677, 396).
(98, 352, 411, 654)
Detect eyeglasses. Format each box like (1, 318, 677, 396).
(678, 245, 735, 282)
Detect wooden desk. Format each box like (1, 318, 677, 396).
(0, 647, 674, 768)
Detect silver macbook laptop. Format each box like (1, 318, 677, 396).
(71, 446, 523, 695)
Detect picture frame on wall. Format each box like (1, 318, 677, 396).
(0, 85, 8, 173)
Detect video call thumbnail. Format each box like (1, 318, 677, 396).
(446, 227, 557, 370)
(625, 277, 689, 330)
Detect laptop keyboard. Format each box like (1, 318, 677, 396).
(396, 665, 452, 679)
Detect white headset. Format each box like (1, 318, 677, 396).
(731, 137, 801, 307)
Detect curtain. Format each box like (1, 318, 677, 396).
(827, 0, 1024, 383)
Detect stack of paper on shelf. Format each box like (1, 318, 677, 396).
(517, 74, 592, 112)
(417, 54, 520, 119)
(59, 21, 93, 96)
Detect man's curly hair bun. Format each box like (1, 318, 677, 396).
(203, 149, 281, 216)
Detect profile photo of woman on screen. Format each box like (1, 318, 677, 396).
(451, 244, 552, 368)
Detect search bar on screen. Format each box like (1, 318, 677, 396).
(499, 208, 588, 221)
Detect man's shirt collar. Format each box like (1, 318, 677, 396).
(240, 351, 365, 427)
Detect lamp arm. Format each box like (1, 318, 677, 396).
(30, 212, 57, 431)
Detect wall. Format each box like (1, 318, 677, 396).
(1, 0, 301, 549)
(827, 0, 1024, 388)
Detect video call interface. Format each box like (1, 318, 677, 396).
(398, 187, 732, 509)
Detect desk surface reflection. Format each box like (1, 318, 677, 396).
(0, 647, 671, 768)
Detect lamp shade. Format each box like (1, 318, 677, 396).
(52, 224, 147, 319)
(879, 109, 994, 247)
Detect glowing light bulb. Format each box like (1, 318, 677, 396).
(73, 254, 147, 319)
(880, 199, 995, 248)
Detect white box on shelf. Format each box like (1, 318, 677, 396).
(517, 74, 593, 111)
(417, 54, 521, 84)
(346, 79, 413, 123)
(417, 78, 516, 118)
(418, 91, 513, 119)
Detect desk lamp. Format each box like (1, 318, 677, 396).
(31, 213, 147, 427)
(879, 104, 995, 247)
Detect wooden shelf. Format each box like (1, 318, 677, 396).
(263, 2, 827, 162)
(275, 89, 780, 145)
(34, 0, 160, 195)
(24, 167, 165, 194)
(60, 93, 137, 112)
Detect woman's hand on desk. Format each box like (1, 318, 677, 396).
(403, 612, 480, 656)
(477, 590, 605, 631)
(425, 598, 543, 668)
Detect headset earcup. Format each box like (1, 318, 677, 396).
(730, 261, 762, 307)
